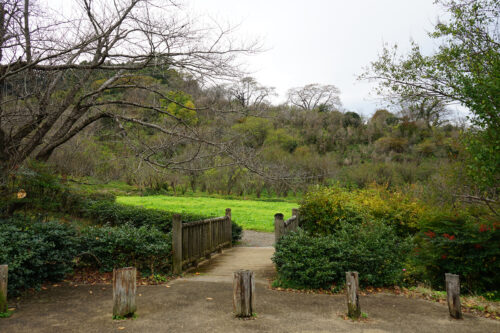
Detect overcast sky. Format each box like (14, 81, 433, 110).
(187, 0, 445, 116)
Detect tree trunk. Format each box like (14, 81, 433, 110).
(233, 270, 255, 317)
(113, 267, 137, 317)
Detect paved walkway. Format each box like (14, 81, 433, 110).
(1, 232, 499, 332)
(188, 246, 275, 283)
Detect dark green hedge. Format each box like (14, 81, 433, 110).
(272, 222, 412, 289)
(79, 224, 172, 273)
(0, 217, 79, 296)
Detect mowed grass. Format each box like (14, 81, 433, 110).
(116, 195, 298, 232)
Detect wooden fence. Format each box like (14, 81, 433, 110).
(172, 208, 232, 274)
(274, 208, 299, 244)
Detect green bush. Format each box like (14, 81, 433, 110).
(79, 224, 172, 274)
(82, 200, 207, 232)
(0, 216, 79, 296)
(232, 220, 243, 243)
(414, 215, 499, 293)
(299, 187, 367, 235)
(273, 222, 412, 289)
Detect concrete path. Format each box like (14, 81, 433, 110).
(188, 246, 275, 283)
(1, 231, 499, 332)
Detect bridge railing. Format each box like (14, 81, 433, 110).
(172, 209, 232, 274)
(274, 208, 299, 244)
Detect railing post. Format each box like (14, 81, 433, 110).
(0, 265, 7, 313)
(445, 273, 462, 319)
(226, 208, 232, 248)
(274, 213, 284, 245)
(292, 208, 299, 230)
(172, 214, 182, 274)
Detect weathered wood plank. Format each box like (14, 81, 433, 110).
(226, 208, 232, 247)
(113, 267, 136, 317)
(233, 270, 255, 317)
(445, 273, 463, 319)
(274, 213, 284, 244)
(0, 265, 7, 313)
(346, 271, 361, 319)
(172, 214, 182, 274)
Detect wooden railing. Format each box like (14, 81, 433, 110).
(172, 208, 232, 274)
(274, 208, 299, 244)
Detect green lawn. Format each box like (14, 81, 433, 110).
(116, 195, 298, 232)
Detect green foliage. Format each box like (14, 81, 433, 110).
(161, 91, 198, 125)
(82, 200, 207, 232)
(0, 216, 79, 296)
(79, 224, 172, 273)
(414, 214, 500, 293)
(232, 117, 273, 148)
(299, 187, 366, 235)
(299, 186, 422, 236)
(375, 137, 408, 153)
(231, 220, 243, 243)
(273, 223, 412, 289)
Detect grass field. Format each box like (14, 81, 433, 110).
(117, 195, 298, 232)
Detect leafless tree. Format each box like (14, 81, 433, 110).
(286, 83, 341, 111)
(226, 76, 276, 109)
(398, 96, 451, 128)
(0, 0, 259, 184)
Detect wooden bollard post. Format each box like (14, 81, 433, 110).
(445, 273, 462, 319)
(0, 265, 7, 313)
(172, 214, 182, 274)
(346, 271, 361, 319)
(226, 208, 232, 248)
(113, 267, 137, 318)
(233, 270, 255, 317)
(274, 213, 284, 244)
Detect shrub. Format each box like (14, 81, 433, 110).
(414, 214, 499, 293)
(300, 185, 424, 236)
(375, 137, 408, 153)
(299, 187, 367, 235)
(232, 220, 243, 243)
(81, 200, 207, 232)
(273, 222, 412, 289)
(79, 224, 172, 274)
(0, 216, 79, 296)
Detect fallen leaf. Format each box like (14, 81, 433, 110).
(41, 287, 47, 290)
(195, 272, 200, 275)
(165, 285, 171, 288)
(206, 297, 213, 301)
(139, 294, 142, 297)
(89, 291, 93, 294)
(52, 284, 60, 287)
(8, 308, 15, 311)
(118, 327, 125, 330)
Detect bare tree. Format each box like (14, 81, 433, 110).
(226, 76, 276, 109)
(287, 83, 341, 111)
(398, 96, 451, 128)
(0, 0, 258, 183)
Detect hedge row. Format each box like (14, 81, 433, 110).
(0, 217, 172, 296)
(273, 222, 412, 289)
